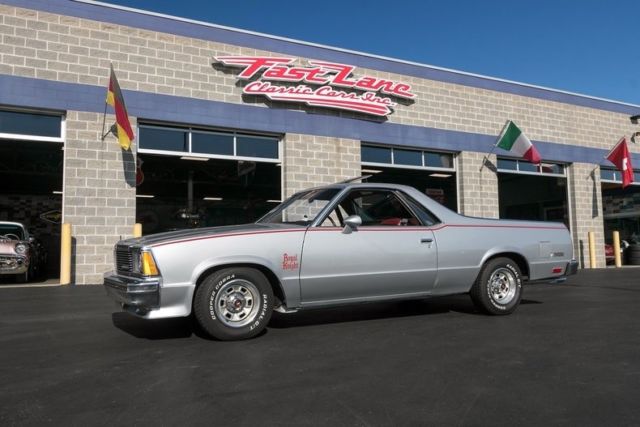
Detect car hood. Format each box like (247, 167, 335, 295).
(119, 223, 306, 248)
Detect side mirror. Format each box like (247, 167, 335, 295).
(342, 215, 362, 234)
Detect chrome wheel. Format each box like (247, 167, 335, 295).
(213, 279, 260, 328)
(488, 267, 517, 305)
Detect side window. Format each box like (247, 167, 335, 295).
(320, 205, 348, 227)
(339, 189, 420, 226)
(400, 194, 440, 226)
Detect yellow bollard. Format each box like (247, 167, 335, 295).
(613, 231, 622, 268)
(133, 223, 142, 238)
(60, 223, 72, 285)
(588, 231, 596, 269)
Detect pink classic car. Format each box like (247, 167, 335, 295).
(0, 221, 46, 282)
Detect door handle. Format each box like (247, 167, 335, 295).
(421, 238, 433, 243)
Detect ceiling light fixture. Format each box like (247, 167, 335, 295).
(180, 156, 209, 161)
(429, 173, 452, 178)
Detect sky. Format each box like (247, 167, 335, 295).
(99, 0, 640, 105)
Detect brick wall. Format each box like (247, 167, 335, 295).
(283, 134, 360, 197)
(0, 1, 635, 275)
(63, 111, 137, 284)
(0, 3, 638, 157)
(458, 152, 499, 218)
(568, 163, 606, 268)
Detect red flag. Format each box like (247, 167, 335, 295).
(106, 64, 135, 150)
(606, 137, 634, 188)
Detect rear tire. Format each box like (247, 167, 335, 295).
(470, 257, 523, 315)
(193, 267, 274, 341)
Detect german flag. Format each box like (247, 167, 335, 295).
(106, 64, 134, 150)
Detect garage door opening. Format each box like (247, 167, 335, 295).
(497, 159, 569, 226)
(601, 168, 640, 265)
(0, 140, 63, 285)
(135, 124, 282, 233)
(361, 144, 458, 212)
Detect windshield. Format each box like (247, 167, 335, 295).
(257, 188, 341, 225)
(0, 224, 25, 240)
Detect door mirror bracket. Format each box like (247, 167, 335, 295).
(342, 215, 362, 234)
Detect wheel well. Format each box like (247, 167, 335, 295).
(484, 252, 530, 279)
(194, 263, 286, 306)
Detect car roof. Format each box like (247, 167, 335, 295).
(0, 221, 26, 228)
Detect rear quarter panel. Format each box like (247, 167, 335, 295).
(432, 221, 573, 294)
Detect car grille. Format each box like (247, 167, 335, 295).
(115, 245, 134, 273)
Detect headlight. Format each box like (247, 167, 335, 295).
(138, 250, 159, 276)
(14, 243, 27, 255)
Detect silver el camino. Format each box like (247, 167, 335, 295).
(104, 181, 578, 340)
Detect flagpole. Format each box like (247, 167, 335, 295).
(100, 101, 109, 141)
(480, 120, 510, 171)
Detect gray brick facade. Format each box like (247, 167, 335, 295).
(0, 2, 638, 283)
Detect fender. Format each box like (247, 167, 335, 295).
(190, 255, 300, 309)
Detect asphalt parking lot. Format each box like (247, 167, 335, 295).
(1, 269, 639, 426)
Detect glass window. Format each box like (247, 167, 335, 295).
(191, 132, 234, 156)
(541, 163, 563, 175)
(236, 135, 278, 159)
(518, 161, 538, 173)
(258, 188, 340, 224)
(394, 149, 422, 166)
(0, 110, 61, 138)
(361, 145, 392, 164)
(497, 158, 518, 171)
(139, 126, 188, 152)
(425, 152, 453, 168)
(337, 189, 419, 226)
(400, 194, 440, 226)
(600, 168, 617, 181)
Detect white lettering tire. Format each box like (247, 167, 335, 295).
(194, 267, 274, 341)
(470, 257, 523, 315)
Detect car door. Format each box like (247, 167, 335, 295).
(299, 188, 438, 305)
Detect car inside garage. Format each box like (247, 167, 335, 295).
(0, 110, 63, 285)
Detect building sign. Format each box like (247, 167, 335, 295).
(215, 56, 416, 117)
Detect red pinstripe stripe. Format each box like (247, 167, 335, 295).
(151, 228, 305, 247)
(151, 223, 566, 247)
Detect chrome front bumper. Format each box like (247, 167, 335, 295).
(0, 255, 28, 275)
(103, 271, 161, 311)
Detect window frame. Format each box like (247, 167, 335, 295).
(496, 157, 566, 178)
(313, 187, 437, 228)
(137, 123, 281, 163)
(361, 143, 456, 173)
(0, 108, 65, 143)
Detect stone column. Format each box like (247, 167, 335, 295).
(282, 134, 360, 197)
(457, 151, 499, 218)
(62, 111, 137, 284)
(567, 162, 605, 268)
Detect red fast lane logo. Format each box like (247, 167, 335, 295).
(215, 56, 416, 117)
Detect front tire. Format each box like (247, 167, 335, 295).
(470, 257, 523, 315)
(193, 267, 274, 341)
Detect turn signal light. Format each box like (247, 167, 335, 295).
(140, 251, 159, 276)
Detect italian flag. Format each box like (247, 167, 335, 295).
(496, 121, 541, 164)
